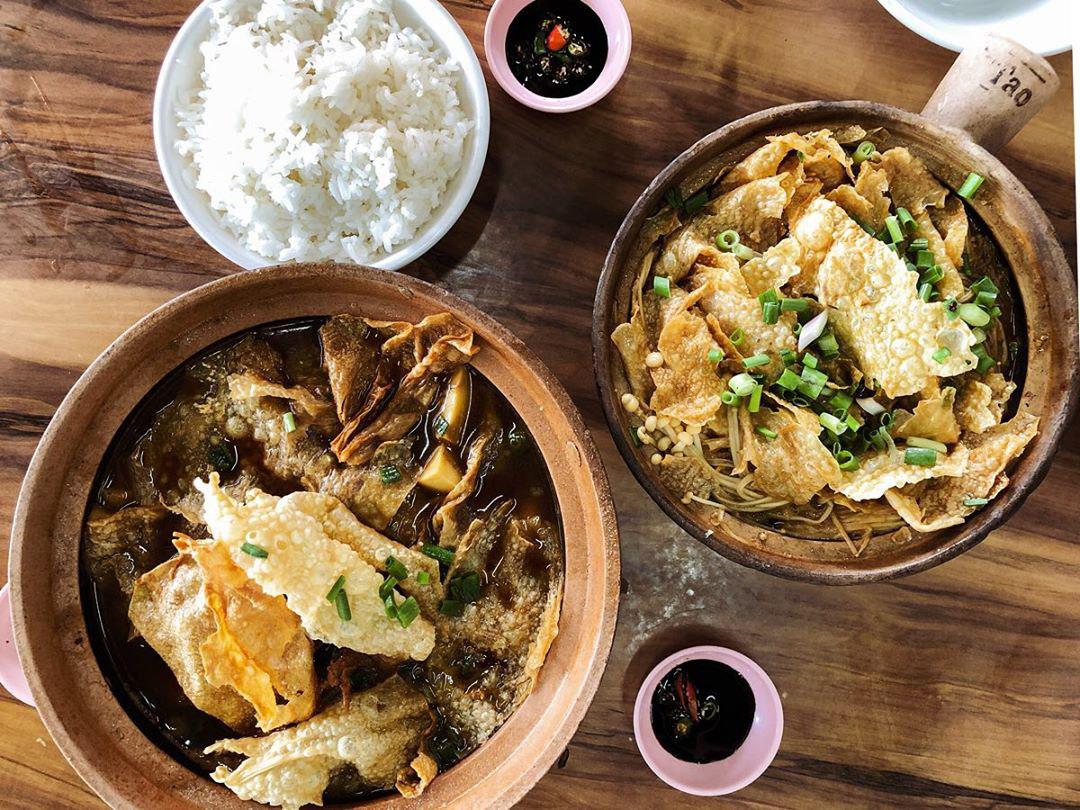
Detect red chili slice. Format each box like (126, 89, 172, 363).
(545, 24, 568, 51)
(685, 679, 699, 723)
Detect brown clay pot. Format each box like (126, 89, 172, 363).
(10, 263, 620, 808)
(593, 36, 1078, 584)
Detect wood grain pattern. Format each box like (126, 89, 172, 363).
(0, 0, 1076, 807)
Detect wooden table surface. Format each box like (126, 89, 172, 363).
(1, 0, 1076, 807)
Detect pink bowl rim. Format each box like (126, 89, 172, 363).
(484, 0, 632, 113)
(632, 645, 783, 796)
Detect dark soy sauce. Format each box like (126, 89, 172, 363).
(650, 659, 756, 763)
(505, 0, 608, 98)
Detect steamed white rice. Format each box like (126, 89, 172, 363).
(176, 0, 472, 264)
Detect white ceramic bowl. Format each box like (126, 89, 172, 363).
(877, 0, 1073, 57)
(153, 0, 490, 271)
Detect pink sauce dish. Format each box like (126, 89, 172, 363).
(484, 0, 632, 113)
(633, 645, 783, 796)
(0, 583, 35, 706)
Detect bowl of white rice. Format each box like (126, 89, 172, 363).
(154, 0, 489, 270)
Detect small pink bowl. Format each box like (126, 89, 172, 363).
(633, 646, 783, 796)
(484, 0, 632, 113)
(0, 584, 34, 706)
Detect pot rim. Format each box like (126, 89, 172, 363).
(592, 99, 1079, 584)
(12, 262, 620, 808)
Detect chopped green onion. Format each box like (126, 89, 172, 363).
(757, 289, 779, 305)
(918, 282, 933, 302)
(743, 354, 770, 368)
(748, 384, 763, 413)
(421, 543, 455, 565)
(828, 390, 853, 413)
(870, 429, 886, 450)
(884, 215, 903, 243)
(802, 352, 819, 370)
(780, 297, 810, 313)
(987, 305, 1001, 319)
(396, 596, 421, 629)
(915, 249, 934, 269)
(971, 326, 987, 343)
(382, 591, 397, 620)
(801, 365, 827, 387)
(336, 589, 353, 621)
(819, 412, 847, 435)
(908, 238, 929, 251)
(972, 343, 995, 374)
(378, 575, 398, 601)
(792, 322, 802, 336)
(835, 450, 859, 472)
(241, 542, 268, 558)
(716, 230, 740, 250)
(957, 302, 990, 327)
(885, 243, 900, 256)
(385, 555, 408, 581)
(730, 328, 744, 346)
(448, 572, 481, 603)
(762, 300, 780, 324)
(776, 368, 801, 391)
(896, 207, 917, 234)
(417, 571, 431, 585)
(729, 373, 757, 397)
(816, 331, 840, 358)
(943, 297, 959, 320)
(755, 426, 778, 440)
(970, 275, 998, 295)
(920, 265, 944, 285)
(282, 412, 297, 433)
(779, 348, 797, 366)
(974, 290, 998, 309)
(958, 172, 984, 200)
(905, 260, 919, 274)
(963, 497, 989, 507)
(880, 411, 895, 428)
(653, 276, 671, 298)
(733, 243, 758, 262)
(844, 412, 862, 433)
(797, 381, 824, 400)
(906, 436, 948, 453)
(721, 390, 739, 406)
(904, 446, 938, 467)
(853, 141, 875, 164)
(439, 599, 465, 617)
(629, 427, 642, 447)
(326, 574, 347, 603)
(379, 465, 402, 484)
(932, 347, 951, 363)
(707, 348, 724, 364)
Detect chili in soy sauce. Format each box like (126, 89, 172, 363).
(650, 659, 756, 763)
(505, 0, 608, 98)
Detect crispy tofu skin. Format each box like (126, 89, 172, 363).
(84, 312, 565, 809)
(610, 128, 1033, 543)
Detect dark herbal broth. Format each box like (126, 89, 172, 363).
(506, 0, 608, 98)
(650, 659, 756, 764)
(80, 317, 563, 802)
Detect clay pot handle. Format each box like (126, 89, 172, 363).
(921, 34, 1060, 154)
